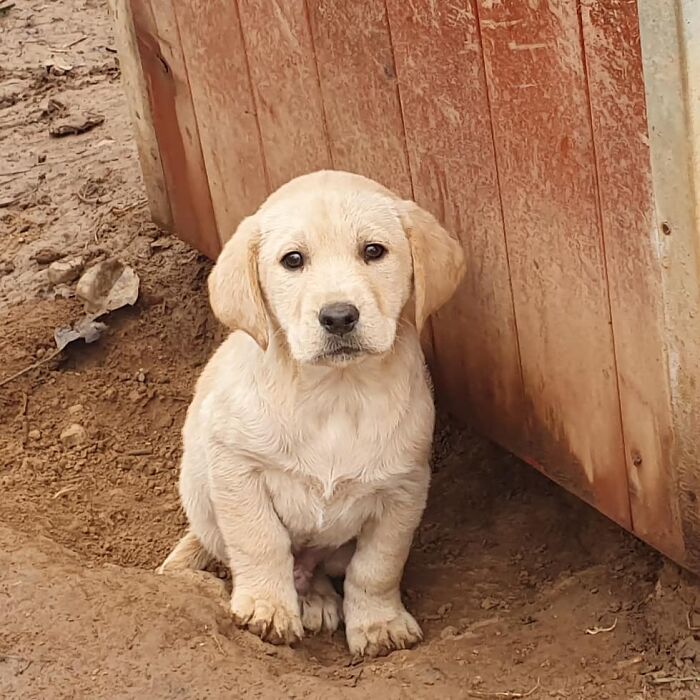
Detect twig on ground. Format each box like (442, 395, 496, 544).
(0, 348, 62, 388)
(585, 619, 617, 635)
(0, 155, 120, 180)
(52, 484, 80, 499)
(468, 679, 540, 698)
(647, 675, 700, 686)
(111, 200, 146, 216)
(0, 194, 22, 208)
(211, 632, 225, 655)
(0, 167, 34, 178)
(77, 190, 100, 205)
(51, 36, 87, 51)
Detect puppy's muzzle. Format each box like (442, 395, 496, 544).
(318, 302, 359, 336)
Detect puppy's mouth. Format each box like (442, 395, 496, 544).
(317, 346, 362, 361)
(314, 342, 370, 364)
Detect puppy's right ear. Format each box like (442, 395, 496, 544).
(208, 216, 268, 350)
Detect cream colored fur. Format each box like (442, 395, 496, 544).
(158, 170, 465, 657)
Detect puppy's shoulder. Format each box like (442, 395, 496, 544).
(193, 331, 261, 401)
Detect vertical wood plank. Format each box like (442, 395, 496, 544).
(581, 1, 683, 559)
(129, 0, 219, 259)
(173, 0, 269, 245)
(110, 0, 172, 231)
(237, 0, 332, 191)
(385, 0, 526, 447)
(476, 0, 630, 527)
(639, 0, 700, 570)
(306, 0, 412, 199)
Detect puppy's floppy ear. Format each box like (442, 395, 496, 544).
(398, 201, 466, 334)
(208, 216, 268, 349)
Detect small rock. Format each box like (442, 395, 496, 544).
(0, 260, 15, 276)
(28, 429, 41, 440)
(676, 636, 700, 662)
(437, 603, 452, 617)
(60, 423, 87, 448)
(32, 247, 63, 265)
(48, 257, 84, 285)
(44, 59, 73, 76)
(150, 237, 173, 251)
(68, 404, 84, 416)
(136, 370, 146, 383)
(480, 597, 501, 611)
(154, 413, 173, 430)
(35, 347, 45, 359)
(440, 625, 459, 640)
(76, 258, 139, 315)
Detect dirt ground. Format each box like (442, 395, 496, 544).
(2, 2, 700, 698)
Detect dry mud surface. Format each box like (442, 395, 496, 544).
(2, 2, 700, 698)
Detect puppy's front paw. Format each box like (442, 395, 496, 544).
(346, 605, 422, 658)
(231, 593, 304, 645)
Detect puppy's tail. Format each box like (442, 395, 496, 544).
(157, 530, 212, 574)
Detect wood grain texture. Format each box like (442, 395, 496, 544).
(639, 0, 700, 569)
(110, 0, 172, 231)
(306, 0, 412, 198)
(237, 0, 332, 191)
(581, 0, 683, 559)
(476, 0, 630, 527)
(386, 0, 525, 448)
(129, 0, 219, 258)
(173, 0, 268, 245)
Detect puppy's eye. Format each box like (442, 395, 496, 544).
(281, 251, 304, 270)
(363, 243, 386, 262)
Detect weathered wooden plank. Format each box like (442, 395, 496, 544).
(581, 0, 683, 559)
(173, 0, 268, 246)
(129, 0, 219, 258)
(110, 0, 172, 231)
(639, 0, 700, 569)
(476, 0, 630, 527)
(386, 0, 525, 447)
(306, 0, 412, 199)
(237, 0, 331, 191)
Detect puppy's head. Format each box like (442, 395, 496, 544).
(209, 171, 465, 366)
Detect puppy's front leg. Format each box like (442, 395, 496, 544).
(344, 470, 429, 657)
(210, 453, 303, 645)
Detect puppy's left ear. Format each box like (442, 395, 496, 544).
(398, 201, 466, 334)
(208, 216, 269, 350)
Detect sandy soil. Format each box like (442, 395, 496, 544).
(2, 2, 700, 698)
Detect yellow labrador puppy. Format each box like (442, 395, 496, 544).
(159, 170, 465, 657)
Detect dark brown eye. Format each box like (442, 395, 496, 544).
(363, 243, 386, 262)
(281, 251, 304, 270)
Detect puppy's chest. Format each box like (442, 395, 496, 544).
(263, 404, 403, 547)
(265, 469, 381, 548)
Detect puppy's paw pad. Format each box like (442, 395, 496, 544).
(347, 608, 422, 658)
(231, 594, 304, 645)
(300, 590, 343, 634)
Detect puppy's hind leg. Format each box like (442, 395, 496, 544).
(157, 530, 212, 574)
(300, 571, 343, 635)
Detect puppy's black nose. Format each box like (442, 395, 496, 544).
(318, 303, 359, 336)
